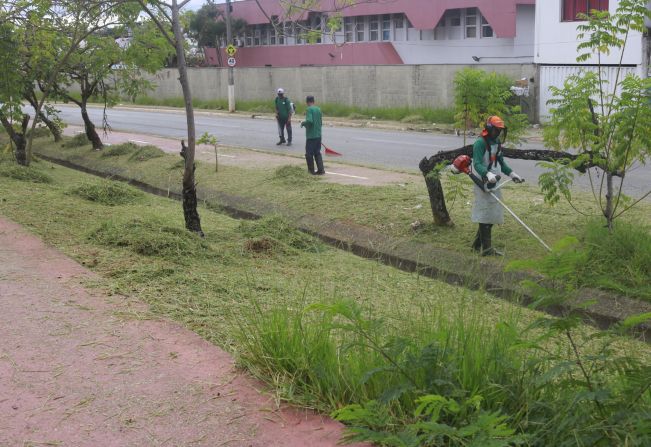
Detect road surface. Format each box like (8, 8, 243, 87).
(51, 104, 650, 199)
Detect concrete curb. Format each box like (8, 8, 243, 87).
(36, 152, 651, 342)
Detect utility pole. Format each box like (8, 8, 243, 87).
(225, 0, 235, 112)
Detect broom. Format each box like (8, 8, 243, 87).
(322, 142, 342, 156)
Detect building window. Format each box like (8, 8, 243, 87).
(261, 25, 268, 45)
(465, 8, 477, 38)
(344, 17, 354, 42)
(382, 14, 391, 40)
(394, 14, 404, 29)
(449, 10, 461, 26)
(253, 27, 261, 46)
(369, 16, 379, 41)
(310, 13, 322, 43)
(481, 15, 493, 37)
(356, 16, 365, 41)
(562, 0, 609, 21)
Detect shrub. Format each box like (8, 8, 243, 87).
(0, 164, 53, 183)
(88, 217, 212, 259)
(400, 114, 426, 124)
(65, 133, 90, 148)
(101, 143, 137, 158)
(67, 180, 144, 206)
(27, 126, 51, 139)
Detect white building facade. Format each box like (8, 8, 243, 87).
(535, 0, 651, 120)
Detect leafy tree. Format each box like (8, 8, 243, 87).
(453, 68, 529, 145)
(52, 20, 173, 150)
(134, 0, 204, 235)
(542, 0, 651, 231)
(187, 1, 247, 48)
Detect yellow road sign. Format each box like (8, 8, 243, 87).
(226, 45, 237, 57)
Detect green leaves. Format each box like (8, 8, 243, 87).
(453, 68, 529, 143)
(543, 0, 651, 227)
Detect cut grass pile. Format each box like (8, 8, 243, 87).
(238, 214, 326, 254)
(101, 142, 137, 157)
(0, 157, 649, 446)
(271, 164, 313, 186)
(89, 217, 213, 259)
(67, 180, 144, 206)
(0, 163, 53, 183)
(128, 145, 165, 162)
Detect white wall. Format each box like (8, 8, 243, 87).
(534, 0, 644, 65)
(392, 5, 535, 65)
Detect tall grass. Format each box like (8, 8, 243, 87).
(130, 96, 455, 124)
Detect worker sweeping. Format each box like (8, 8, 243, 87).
(468, 116, 524, 256)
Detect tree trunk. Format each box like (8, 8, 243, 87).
(424, 173, 453, 226)
(605, 172, 614, 232)
(26, 93, 62, 142)
(81, 100, 103, 150)
(0, 114, 30, 166)
(172, 1, 203, 236)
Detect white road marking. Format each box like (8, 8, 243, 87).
(218, 154, 236, 158)
(129, 139, 151, 145)
(326, 172, 369, 180)
(354, 137, 445, 148)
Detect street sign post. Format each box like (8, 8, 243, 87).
(226, 44, 237, 57)
(227, 57, 236, 67)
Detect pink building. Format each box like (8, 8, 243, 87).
(204, 0, 536, 67)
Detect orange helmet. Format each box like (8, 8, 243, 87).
(482, 115, 505, 136)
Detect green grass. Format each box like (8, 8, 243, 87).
(0, 152, 648, 446)
(129, 95, 456, 124)
(0, 162, 53, 183)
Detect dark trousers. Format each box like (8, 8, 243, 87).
(472, 223, 493, 252)
(305, 138, 324, 174)
(277, 117, 292, 142)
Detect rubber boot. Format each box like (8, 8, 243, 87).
(480, 224, 503, 256)
(472, 226, 482, 252)
(305, 155, 315, 174)
(314, 152, 325, 175)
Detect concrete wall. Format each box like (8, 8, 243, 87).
(147, 64, 536, 113)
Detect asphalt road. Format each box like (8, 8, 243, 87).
(51, 103, 650, 200)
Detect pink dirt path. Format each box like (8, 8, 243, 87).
(0, 216, 368, 447)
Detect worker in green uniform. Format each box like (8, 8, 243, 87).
(274, 88, 292, 146)
(471, 115, 523, 256)
(300, 95, 324, 175)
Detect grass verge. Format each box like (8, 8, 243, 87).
(32, 135, 651, 301)
(130, 96, 456, 124)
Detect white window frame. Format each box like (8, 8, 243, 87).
(369, 15, 379, 41)
(356, 16, 366, 41)
(344, 17, 354, 42)
(465, 8, 478, 39)
(381, 14, 391, 41)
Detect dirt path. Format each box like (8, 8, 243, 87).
(63, 126, 416, 187)
(0, 216, 366, 447)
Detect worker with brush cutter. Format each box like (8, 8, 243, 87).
(456, 116, 524, 256)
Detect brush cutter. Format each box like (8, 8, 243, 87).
(451, 155, 552, 252)
(322, 142, 342, 156)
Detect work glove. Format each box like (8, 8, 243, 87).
(510, 172, 524, 183)
(486, 172, 498, 184)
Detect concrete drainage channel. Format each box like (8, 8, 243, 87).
(36, 152, 651, 342)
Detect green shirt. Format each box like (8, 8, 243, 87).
(275, 96, 292, 120)
(301, 105, 322, 139)
(472, 136, 512, 178)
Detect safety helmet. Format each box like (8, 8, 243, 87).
(277, 88, 285, 94)
(481, 115, 505, 136)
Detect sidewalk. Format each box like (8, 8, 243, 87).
(62, 126, 416, 187)
(0, 216, 366, 447)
